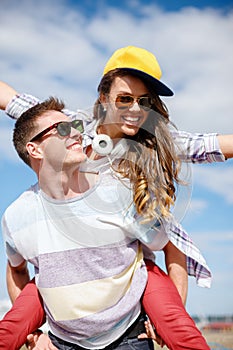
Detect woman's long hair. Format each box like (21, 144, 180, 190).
(94, 69, 181, 222)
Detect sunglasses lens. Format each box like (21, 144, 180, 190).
(115, 95, 134, 109)
(139, 97, 152, 110)
(57, 122, 71, 136)
(115, 95, 152, 110)
(72, 120, 84, 133)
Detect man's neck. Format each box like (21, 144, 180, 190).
(38, 167, 98, 200)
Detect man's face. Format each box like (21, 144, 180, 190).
(29, 111, 87, 171)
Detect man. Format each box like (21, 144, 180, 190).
(2, 96, 156, 349)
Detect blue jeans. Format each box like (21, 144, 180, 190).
(48, 331, 154, 350)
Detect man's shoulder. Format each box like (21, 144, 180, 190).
(4, 183, 39, 217)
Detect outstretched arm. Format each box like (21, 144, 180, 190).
(173, 130, 233, 161)
(0, 81, 17, 110)
(217, 134, 233, 159)
(0, 81, 40, 119)
(1, 81, 232, 159)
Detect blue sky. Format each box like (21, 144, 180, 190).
(67, 0, 233, 14)
(0, 0, 232, 318)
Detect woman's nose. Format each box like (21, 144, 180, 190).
(128, 100, 141, 111)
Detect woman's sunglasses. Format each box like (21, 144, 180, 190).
(115, 95, 154, 111)
(30, 120, 84, 142)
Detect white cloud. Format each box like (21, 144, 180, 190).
(192, 229, 233, 243)
(86, 5, 233, 133)
(0, 1, 232, 131)
(187, 229, 233, 256)
(188, 198, 208, 212)
(193, 165, 233, 203)
(0, 121, 19, 161)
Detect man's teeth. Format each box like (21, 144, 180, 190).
(70, 144, 81, 150)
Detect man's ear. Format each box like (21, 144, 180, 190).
(26, 142, 43, 160)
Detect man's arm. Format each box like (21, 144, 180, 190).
(27, 333, 58, 350)
(163, 241, 188, 305)
(139, 220, 188, 304)
(7, 260, 30, 303)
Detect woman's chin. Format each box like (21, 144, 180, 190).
(123, 126, 139, 136)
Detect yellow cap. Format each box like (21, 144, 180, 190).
(103, 46, 173, 96)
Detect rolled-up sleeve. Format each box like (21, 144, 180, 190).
(172, 130, 225, 163)
(6, 93, 40, 119)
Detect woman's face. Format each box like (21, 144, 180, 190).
(100, 75, 151, 139)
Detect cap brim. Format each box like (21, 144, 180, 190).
(123, 68, 174, 96)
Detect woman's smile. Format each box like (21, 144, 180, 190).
(121, 114, 143, 125)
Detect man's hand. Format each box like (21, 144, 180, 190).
(138, 319, 165, 348)
(7, 260, 30, 303)
(26, 332, 58, 350)
(163, 241, 188, 305)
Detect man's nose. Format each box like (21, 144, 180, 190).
(70, 127, 82, 140)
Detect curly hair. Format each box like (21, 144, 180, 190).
(94, 69, 181, 222)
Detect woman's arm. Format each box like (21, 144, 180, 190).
(217, 134, 233, 159)
(172, 130, 233, 162)
(0, 81, 17, 110)
(1, 81, 232, 160)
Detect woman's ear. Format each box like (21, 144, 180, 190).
(26, 142, 43, 160)
(99, 93, 108, 112)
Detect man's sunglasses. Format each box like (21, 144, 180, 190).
(30, 120, 84, 142)
(115, 95, 154, 111)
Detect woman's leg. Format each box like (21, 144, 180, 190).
(142, 259, 210, 350)
(0, 278, 46, 350)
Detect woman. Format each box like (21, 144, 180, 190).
(90, 59, 210, 348)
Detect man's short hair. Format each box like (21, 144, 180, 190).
(13, 96, 65, 167)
